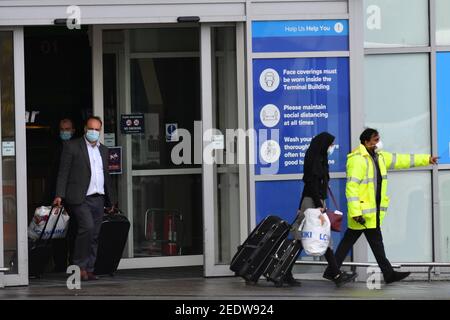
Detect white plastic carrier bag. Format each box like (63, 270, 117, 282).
(299, 208, 330, 256)
(28, 206, 70, 240)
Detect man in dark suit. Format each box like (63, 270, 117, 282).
(53, 116, 114, 281)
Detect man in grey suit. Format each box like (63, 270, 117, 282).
(53, 116, 115, 281)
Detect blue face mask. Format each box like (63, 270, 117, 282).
(60, 131, 73, 141)
(86, 130, 100, 142)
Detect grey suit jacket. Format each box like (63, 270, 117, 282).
(55, 137, 114, 206)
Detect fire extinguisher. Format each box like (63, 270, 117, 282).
(163, 213, 177, 256)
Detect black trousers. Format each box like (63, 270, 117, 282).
(325, 227, 394, 278)
(69, 195, 104, 272)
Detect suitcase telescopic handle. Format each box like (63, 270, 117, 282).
(35, 206, 54, 245)
(105, 207, 123, 215)
(46, 206, 64, 245)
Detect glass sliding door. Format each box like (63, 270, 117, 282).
(202, 23, 247, 276)
(102, 27, 204, 268)
(129, 28, 203, 260)
(100, 24, 247, 272)
(0, 28, 28, 286)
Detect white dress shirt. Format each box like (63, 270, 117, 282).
(85, 138, 105, 196)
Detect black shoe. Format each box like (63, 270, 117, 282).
(322, 267, 335, 280)
(331, 271, 357, 287)
(323, 270, 348, 281)
(385, 271, 410, 284)
(323, 272, 334, 281)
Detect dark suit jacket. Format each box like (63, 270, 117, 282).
(55, 137, 114, 206)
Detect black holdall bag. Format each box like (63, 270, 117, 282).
(28, 206, 65, 278)
(94, 208, 130, 276)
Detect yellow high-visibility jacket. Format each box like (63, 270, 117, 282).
(346, 144, 430, 230)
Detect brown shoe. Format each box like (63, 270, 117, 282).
(87, 272, 99, 280)
(80, 269, 89, 281)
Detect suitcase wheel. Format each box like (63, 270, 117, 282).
(245, 279, 257, 285)
(274, 281, 283, 288)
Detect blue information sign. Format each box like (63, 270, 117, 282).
(437, 52, 450, 164)
(252, 20, 349, 52)
(253, 57, 350, 175)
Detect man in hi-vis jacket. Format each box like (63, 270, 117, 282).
(323, 128, 438, 284)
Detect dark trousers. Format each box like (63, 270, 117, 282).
(326, 228, 394, 278)
(69, 195, 104, 272)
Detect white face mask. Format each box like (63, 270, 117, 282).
(327, 145, 336, 156)
(375, 140, 383, 151)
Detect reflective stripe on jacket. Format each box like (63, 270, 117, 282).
(346, 144, 430, 230)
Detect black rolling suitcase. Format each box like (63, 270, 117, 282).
(28, 206, 65, 278)
(230, 215, 290, 284)
(94, 211, 130, 276)
(263, 239, 303, 287)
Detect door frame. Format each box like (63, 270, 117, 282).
(201, 22, 248, 277)
(93, 24, 205, 269)
(0, 26, 28, 287)
(92, 23, 248, 273)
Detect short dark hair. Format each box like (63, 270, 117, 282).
(359, 128, 379, 144)
(86, 116, 102, 127)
